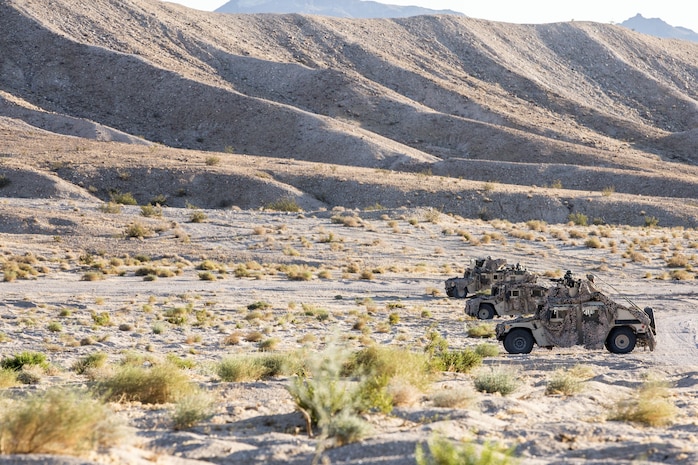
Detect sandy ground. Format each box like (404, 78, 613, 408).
(0, 198, 697, 464)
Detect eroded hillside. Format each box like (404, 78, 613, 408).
(0, 0, 697, 225)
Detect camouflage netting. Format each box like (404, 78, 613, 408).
(538, 278, 656, 350)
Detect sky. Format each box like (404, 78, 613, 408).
(164, 0, 698, 33)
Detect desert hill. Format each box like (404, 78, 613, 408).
(1, 0, 697, 225)
(215, 0, 463, 18)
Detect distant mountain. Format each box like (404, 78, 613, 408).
(620, 13, 698, 42)
(215, 0, 463, 18)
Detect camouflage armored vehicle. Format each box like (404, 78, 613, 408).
(445, 257, 535, 299)
(495, 272, 656, 354)
(465, 281, 549, 320)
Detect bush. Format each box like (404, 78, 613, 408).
(430, 387, 476, 409)
(189, 210, 207, 223)
(110, 192, 137, 205)
(474, 367, 519, 395)
(474, 343, 500, 358)
(140, 204, 163, 217)
(568, 212, 588, 226)
(171, 391, 215, 430)
(265, 197, 301, 212)
(467, 324, 496, 339)
(217, 353, 300, 382)
(416, 435, 517, 465)
(72, 352, 108, 375)
(609, 378, 677, 427)
(98, 201, 122, 213)
(545, 368, 583, 396)
(1, 351, 48, 371)
(433, 349, 482, 373)
(98, 363, 194, 404)
(0, 388, 127, 455)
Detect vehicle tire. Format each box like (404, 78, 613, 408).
(503, 328, 534, 354)
(446, 287, 455, 298)
(606, 327, 636, 354)
(453, 287, 467, 299)
(477, 304, 495, 320)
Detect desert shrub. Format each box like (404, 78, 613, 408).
(47, 321, 62, 332)
(265, 197, 301, 212)
(110, 192, 137, 205)
(72, 352, 108, 375)
(0, 368, 19, 388)
(217, 353, 300, 382)
(171, 390, 215, 430)
(644, 216, 659, 228)
(388, 312, 400, 325)
(288, 345, 372, 441)
(198, 271, 217, 281)
(259, 337, 280, 351)
(98, 201, 122, 213)
(346, 345, 432, 394)
(568, 212, 588, 226)
(430, 387, 477, 409)
(285, 264, 313, 281)
(164, 306, 189, 325)
(666, 253, 689, 268)
(205, 155, 221, 166)
(140, 204, 162, 217)
(433, 349, 482, 373)
(601, 186, 615, 196)
(125, 222, 153, 238)
(0, 388, 127, 455)
(474, 343, 500, 358)
(584, 237, 603, 249)
(467, 323, 496, 339)
(609, 379, 676, 427)
(98, 363, 194, 404)
(81, 271, 105, 281)
(473, 367, 519, 395)
(1, 351, 48, 371)
(331, 215, 362, 227)
(91, 311, 111, 326)
(545, 368, 584, 396)
(189, 210, 207, 223)
(416, 435, 517, 465)
(0, 174, 11, 188)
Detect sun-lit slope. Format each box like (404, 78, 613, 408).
(5, 0, 697, 167)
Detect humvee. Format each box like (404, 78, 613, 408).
(495, 272, 656, 354)
(445, 257, 535, 299)
(465, 281, 549, 320)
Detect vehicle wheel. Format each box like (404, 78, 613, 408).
(606, 327, 636, 354)
(453, 287, 467, 299)
(503, 328, 534, 354)
(477, 304, 495, 320)
(446, 287, 455, 298)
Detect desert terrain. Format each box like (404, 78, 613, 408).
(0, 0, 698, 463)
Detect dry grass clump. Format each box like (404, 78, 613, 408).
(97, 362, 195, 404)
(545, 368, 586, 396)
(217, 353, 300, 382)
(124, 221, 154, 238)
(171, 390, 215, 431)
(332, 214, 362, 227)
(430, 386, 477, 408)
(467, 323, 496, 339)
(0, 388, 127, 455)
(284, 264, 314, 281)
(609, 378, 677, 427)
(666, 253, 689, 268)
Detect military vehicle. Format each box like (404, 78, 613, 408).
(465, 281, 549, 320)
(495, 272, 656, 354)
(445, 257, 535, 298)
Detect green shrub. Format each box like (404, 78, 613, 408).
(140, 204, 163, 217)
(474, 367, 519, 396)
(72, 352, 108, 375)
(217, 353, 300, 382)
(0, 388, 127, 455)
(433, 349, 482, 373)
(474, 343, 500, 358)
(91, 311, 111, 326)
(467, 324, 496, 339)
(568, 212, 588, 226)
(98, 363, 194, 404)
(110, 192, 137, 205)
(1, 351, 48, 371)
(265, 197, 301, 212)
(416, 435, 517, 465)
(171, 391, 215, 430)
